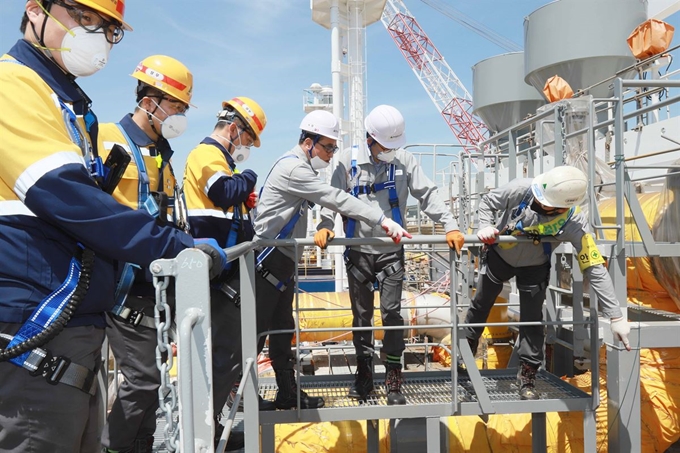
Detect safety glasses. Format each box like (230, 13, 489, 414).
(316, 142, 339, 155)
(53, 0, 125, 44)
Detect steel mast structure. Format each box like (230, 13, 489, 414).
(381, 0, 489, 152)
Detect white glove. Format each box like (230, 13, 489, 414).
(477, 226, 499, 245)
(381, 218, 412, 244)
(610, 317, 631, 351)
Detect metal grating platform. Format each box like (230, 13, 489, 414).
(257, 368, 594, 423)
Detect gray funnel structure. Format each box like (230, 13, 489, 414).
(524, 0, 647, 98)
(473, 52, 546, 134)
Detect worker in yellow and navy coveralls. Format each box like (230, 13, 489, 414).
(183, 97, 270, 447)
(0, 3, 226, 453)
(315, 105, 465, 405)
(461, 165, 632, 400)
(97, 55, 214, 453)
(254, 110, 412, 410)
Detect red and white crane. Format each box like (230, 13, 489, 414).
(381, 0, 489, 152)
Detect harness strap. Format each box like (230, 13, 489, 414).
(116, 124, 157, 214)
(256, 263, 290, 293)
(347, 162, 402, 240)
(0, 334, 98, 395)
(110, 308, 157, 329)
(8, 251, 83, 368)
(376, 260, 404, 284)
(343, 254, 375, 292)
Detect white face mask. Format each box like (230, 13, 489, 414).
(60, 26, 111, 77)
(215, 133, 251, 163)
(311, 155, 330, 170)
(231, 145, 251, 163)
(143, 101, 188, 139)
(376, 149, 397, 163)
(160, 113, 187, 139)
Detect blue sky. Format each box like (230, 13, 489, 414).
(2, 1, 679, 183)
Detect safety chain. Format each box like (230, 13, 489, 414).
(154, 276, 179, 452)
(557, 103, 568, 166)
(459, 161, 469, 232)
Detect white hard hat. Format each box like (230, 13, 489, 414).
(365, 105, 406, 149)
(531, 166, 588, 208)
(300, 110, 340, 140)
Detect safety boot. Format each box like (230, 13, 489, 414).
(274, 369, 325, 409)
(517, 362, 540, 400)
(227, 381, 277, 411)
(385, 363, 406, 405)
(348, 355, 374, 400)
(456, 338, 479, 375)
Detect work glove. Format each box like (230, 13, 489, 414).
(245, 191, 258, 209)
(610, 317, 631, 351)
(477, 226, 499, 245)
(193, 238, 227, 280)
(446, 229, 465, 255)
(381, 218, 412, 244)
(314, 228, 335, 249)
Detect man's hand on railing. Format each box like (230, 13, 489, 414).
(381, 218, 412, 244)
(477, 226, 499, 245)
(610, 317, 631, 351)
(446, 229, 465, 255)
(314, 228, 335, 249)
(194, 238, 227, 280)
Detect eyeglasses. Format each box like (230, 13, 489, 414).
(235, 120, 256, 147)
(160, 97, 190, 114)
(54, 0, 125, 44)
(316, 142, 339, 154)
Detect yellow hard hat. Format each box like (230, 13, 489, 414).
(74, 0, 132, 31)
(131, 55, 194, 107)
(221, 97, 267, 147)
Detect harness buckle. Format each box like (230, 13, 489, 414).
(32, 353, 71, 385)
(129, 310, 145, 327)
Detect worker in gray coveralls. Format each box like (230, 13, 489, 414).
(315, 105, 465, 405)
(461, 165, 631, 400)
(253, 109, 411, 409)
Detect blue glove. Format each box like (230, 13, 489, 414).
(193, 238, 227, 280)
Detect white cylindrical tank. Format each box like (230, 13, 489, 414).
(524, 0, 647, 98)
(473, 52, 545, 134)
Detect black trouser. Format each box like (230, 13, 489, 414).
(210, 287, 244, 416)
(463, 246, 550, 368)
(254, 248, 296, 370)
(0, 322, 104, 453)
(347, 248, 405, 359)
(102, 297, 163, 450)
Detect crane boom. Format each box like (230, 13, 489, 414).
(381, 0, 488, 151)
(420, 0, 522, 52)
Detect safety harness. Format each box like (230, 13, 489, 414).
(254, 155, 311, 293)
(344, 146, 404, 291)
(500, 188, 575, 255)
(108, 125, 168, 328)
(0, 58, 103, 393)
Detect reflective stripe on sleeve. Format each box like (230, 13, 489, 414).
(205, 171, 230, 196)
(0, 200, 37, 217)
(187, 208, 248, 220)
(14, 151, 86, 201)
